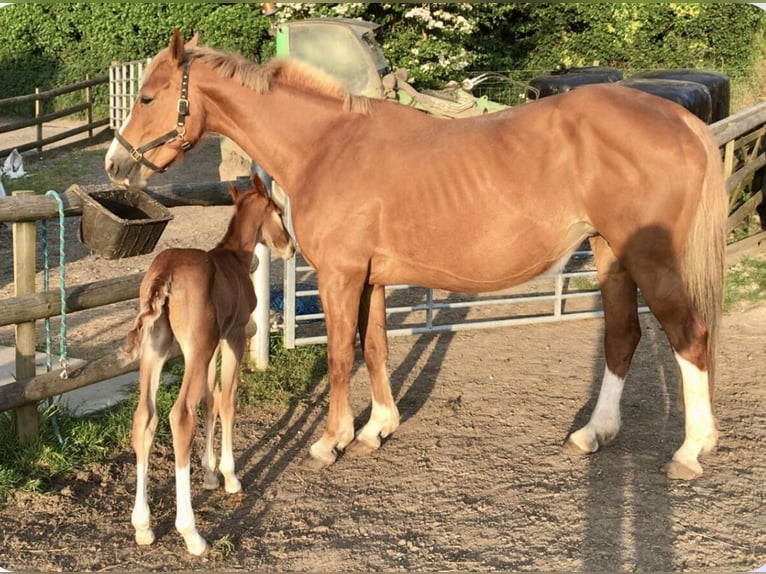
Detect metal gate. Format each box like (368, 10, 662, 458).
(109, 58, 151, 130)
(268, 184, 648, 349)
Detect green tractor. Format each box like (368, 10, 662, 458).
(273, 17, 508, 117)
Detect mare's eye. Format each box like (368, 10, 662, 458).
(139, 95, 154, 106)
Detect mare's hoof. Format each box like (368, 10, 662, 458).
(661, 459, 703, 480)
(561, 436, 592, 457)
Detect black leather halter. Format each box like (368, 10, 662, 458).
(115, 55, 194, 173)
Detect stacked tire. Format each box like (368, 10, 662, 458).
(527, 67, 730, 125)
(626, 69, 730, 123)
(526, 66, 623, 100)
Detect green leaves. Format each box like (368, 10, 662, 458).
(0, 3, 764, 108)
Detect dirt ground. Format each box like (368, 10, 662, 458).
(0, 136, 764, 572)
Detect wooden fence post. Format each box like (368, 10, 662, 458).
(34, 88, 43, 154)
(85, 74, 93, 139)
(12, 190, 39, 442)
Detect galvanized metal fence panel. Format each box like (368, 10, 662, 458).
(264, 176, 650, 349)
(275, 242, 649, 349)
(109, 58, 151, 130)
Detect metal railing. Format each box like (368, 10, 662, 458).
(109, 58, 151, 130)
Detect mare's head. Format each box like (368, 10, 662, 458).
(228, 174, 295, 260)
(105, 30, 205, 189)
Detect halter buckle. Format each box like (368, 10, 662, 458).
(177, 98, 189, 116)
(129, 148, 143, 162)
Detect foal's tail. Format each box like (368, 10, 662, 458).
(119, 272, 172, 365)
(681, 120, 727, 402)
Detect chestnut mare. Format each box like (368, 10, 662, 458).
(106, 32, 726, 488)
(120, 174, 294, 554)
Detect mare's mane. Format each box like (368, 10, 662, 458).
(186, 47, 370, 114)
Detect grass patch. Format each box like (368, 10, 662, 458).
(2, 148, 106, 195)
(724, 256, 766, 311)
(0, 335, 326, 500)
(239, 335, 326, 405)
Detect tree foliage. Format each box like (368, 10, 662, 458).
(0, 3, 763, 115)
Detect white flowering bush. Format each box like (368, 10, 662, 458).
(274, 2, 482, 87)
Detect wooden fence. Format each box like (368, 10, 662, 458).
(0, 103, 765, 442)
(0, 75, 110, 158)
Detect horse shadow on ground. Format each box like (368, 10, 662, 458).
(194, 297, 471, 546)
(570, 313, 684, 571)
(188, 280, 686, 569)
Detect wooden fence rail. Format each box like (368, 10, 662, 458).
(0, 104, 765, 432)
(0, 75, 109, 157)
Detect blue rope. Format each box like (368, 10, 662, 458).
(42, 190, 68, 378)
(41, 190, 68, 447)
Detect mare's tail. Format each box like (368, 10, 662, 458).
(119, 272, 173, 365)
(680, 119, 727, 405)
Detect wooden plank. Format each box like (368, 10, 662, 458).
(0, 180, 242, 224)
(0, 321, 256, 413)
(712, 101, 766, 145)
(726, 230, 766, 266)
(0, 75, 108, 107)
(0, 117, 110, 158)
(728, 190, 764, 233)
(0, 102, 90, 134)
(0, 272, 143, 327)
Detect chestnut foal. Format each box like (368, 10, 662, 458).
(121, 174, 294, 555)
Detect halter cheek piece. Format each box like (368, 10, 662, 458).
(116, 55, 194, 173)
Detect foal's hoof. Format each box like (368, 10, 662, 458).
(301, 445, 337, 471)
(561, 436, 593, 457)
(203, 472, 220, 490)
(182, 532, 209, 556)
(661, 459, 703, 480)
(345, 435, 380, 458)
(135, 528, 156, 546)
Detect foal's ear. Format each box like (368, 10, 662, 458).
(250, 173, 269, 198)
(227, 182, 240, 203)
(169, 29, 185, 64)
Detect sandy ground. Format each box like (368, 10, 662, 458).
(0, 134, 763, 572)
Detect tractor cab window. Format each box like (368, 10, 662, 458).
(289, 24, 379, 96)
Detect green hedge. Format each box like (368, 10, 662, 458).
(0, 3, 272, 116)
(0, 3, 764, 117)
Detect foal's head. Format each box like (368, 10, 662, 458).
(226, 174, 295, 260)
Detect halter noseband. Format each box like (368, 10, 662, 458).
(116, 55, 194, 173)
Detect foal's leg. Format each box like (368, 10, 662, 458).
(131, 318, 172, 547)
(170, 347, 215, 556)
(307, 270, 365, 469)
(201, 347, 221, 490)
(564, 236, 641, 455)
(216, 336, 244, 493)
(347, 283, 399, 456)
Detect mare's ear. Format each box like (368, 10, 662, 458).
(250, 173, 269, 198)
(227, 182, 240, 203)
(169, 29, 185, 65)
(186, 32, 200, 49)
